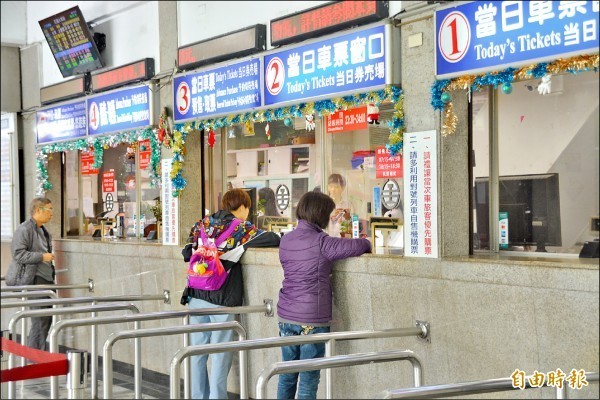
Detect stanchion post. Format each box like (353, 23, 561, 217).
(1, 330, 9, 399)
(66, 350, 88, 399)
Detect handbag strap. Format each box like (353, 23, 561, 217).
(41, 225, 52, 253)
(199, 219, 242, 247)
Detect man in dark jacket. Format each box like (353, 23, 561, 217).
(277, 191, 371, 399)
(6, 197, 56, 350)
(181, 188, 280, 399)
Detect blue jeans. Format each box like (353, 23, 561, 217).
(277, 322, 330, 399)
(188, 298, 236, 399)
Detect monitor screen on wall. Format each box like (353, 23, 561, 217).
(39, 6, 104, 78)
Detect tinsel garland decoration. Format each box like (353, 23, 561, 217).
(171, 85, 405, 195)
(431, 54, 599, 136)
(35, 127, 161, 195)
(35, 153, 51, 196)
(441, 102, 458, 137)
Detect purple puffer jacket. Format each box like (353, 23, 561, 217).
(277, 219, 371, 324)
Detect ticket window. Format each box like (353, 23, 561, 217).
(324, 102, 404, 252)
(471, 72, 599, 255)
(65, 142, 160, 239)
(223, 119, 320, 227)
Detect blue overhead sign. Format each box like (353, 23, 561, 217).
(87, 85, 152, 136)
(435, 1, 599, 78)
(36, 100, 87, 144)
(173, 58, 261, 122)
(264, 24, 388, 106)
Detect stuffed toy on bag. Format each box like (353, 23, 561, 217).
(367, 103, 380, 124)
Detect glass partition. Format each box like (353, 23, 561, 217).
(64, 140, 161, 239)
(472, 71, 599, 255)
(221, 106, 405, 252)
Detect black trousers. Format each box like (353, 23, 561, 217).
(27, 276, 55, 351)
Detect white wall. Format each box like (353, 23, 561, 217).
(5, 0, 407, 89)
(22, 1, 159, 87)
(178, 1, 404, 49)
(0, 0, 27, 46)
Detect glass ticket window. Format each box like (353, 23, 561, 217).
(324, 103, 404, 254)
(65, 141, 160, 239)
(472, 71, 599, 255)
(225, 118, 320, 231)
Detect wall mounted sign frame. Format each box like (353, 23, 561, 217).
(270, 1, 388, 47)
(40, 75, 89, 105)
(178, 24, 266, 71)
(36, 99, 87, 144)
(91, 58, 155, 93)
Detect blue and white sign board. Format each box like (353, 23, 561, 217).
(403, 130, 438, 258)
(36, 100, 87, 144)
(87, 85, 153, 136)
(173, 58, 261, 122)
(264, 23, 392, 106)
(435, 1, 599, 78)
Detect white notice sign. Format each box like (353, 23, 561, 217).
(403, 130, 438, 258)
(161, 159, 179, 245)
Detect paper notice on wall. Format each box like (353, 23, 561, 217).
(403, 130, 438, 258)
(161, 159, 179, 245)
(83, 198, 94, 219)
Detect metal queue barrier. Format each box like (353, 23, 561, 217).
(5, 292, 169, 400)
(49, 301, 274, 399)
(0, 290, 170, 309)
(1, 279, 94, 293)
(1, 331, 8, 399)
(102, 321, 247, 399)
(6, 303, 140, 400)
(1, 289, 171, 391)
(377, 372, 599, 399)
(2, 338, 89, 400)
(0, 278, 94, 356)
(1, 291, 170, 362)
(2, 291, 61, 342)
(255, 349, 423, 399)
(1, 290, 59, 300)
(170, 322, 430, 399)
(66, 350, 89, 399)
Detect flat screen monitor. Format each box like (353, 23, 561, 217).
(474, 173, 562, 249)
(39, 6, 105, 78)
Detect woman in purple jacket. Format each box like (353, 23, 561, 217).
(277, 191, 371, 399)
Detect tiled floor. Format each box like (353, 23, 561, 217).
(10, 370, 241, 399)
(10, 369, 171, 399)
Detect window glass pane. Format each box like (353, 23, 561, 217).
(325, 103, 403, 253)
(472, 87, 491, 250)
(0, 129, 14, 240)
(65, 151, 81, 236)
(208, 130, 223, 216)
(497, 72, 599, 254)
(225, 118, 320, 232)
(89, 145, 137, 237)
(139, 139, 161, 238)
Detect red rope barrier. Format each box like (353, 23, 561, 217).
(1, 337, 68, 382)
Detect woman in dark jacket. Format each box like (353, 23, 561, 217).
(181, 188, 280, 399)
(277, 191, 371, 399)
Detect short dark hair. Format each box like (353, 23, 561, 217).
(296, 191, 335, 229)
(328, 173, 346, 188)
(222, 188, 251, 211)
